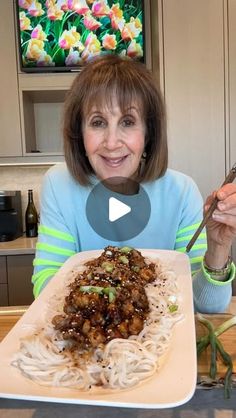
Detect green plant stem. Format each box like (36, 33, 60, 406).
(197, 315, 236, 351)
(196, 313, 235, 399)
(197, 314, 217, 379)
(215, 339, 233, 399)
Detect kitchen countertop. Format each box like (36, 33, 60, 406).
(0, 236, 37, 255)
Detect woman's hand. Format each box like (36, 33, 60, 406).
(204, 183, 236, 269)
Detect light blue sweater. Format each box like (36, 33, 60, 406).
(33, 163, 235, 313)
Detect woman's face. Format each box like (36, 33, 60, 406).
(82, 100, 145, 181)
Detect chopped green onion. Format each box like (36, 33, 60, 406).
(79, 285, 117, 303)
(120, 246, 133, 254)
(101, 261, 114, 273)
(102, 287, 116, 296)
(169, 304, 178, 313)
(108, 292, 116, 303)
(79, 286, 103, 294)
(104, 287, 116, 303)
(131, 265, 140, 273)
(119, 255, 129, 264)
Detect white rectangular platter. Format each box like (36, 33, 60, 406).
(0, 249, 197, 409)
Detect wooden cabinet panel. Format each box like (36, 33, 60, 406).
(0, 284, 8, 306)
(0, 1, 22, 157)
(0, 256, 8, 305)
(7, 255, 34, 306)
(0, 256, 7, 284)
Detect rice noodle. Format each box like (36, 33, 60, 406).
(12, 255, 183, 391)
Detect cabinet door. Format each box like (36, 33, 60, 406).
(0, 256, 8, 306)
(0, 256, 7, 284)
(0, 1, 22, 157)
(7, 255, 34, 306)
(161, 0, 225, 199)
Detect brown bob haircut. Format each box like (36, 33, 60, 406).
(63, 54, 168, 185)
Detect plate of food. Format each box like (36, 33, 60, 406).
(0, 247, 197, 408)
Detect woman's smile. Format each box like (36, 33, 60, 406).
(100, 155, 129, 168)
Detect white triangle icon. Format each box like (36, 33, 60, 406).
(109, 197, 131, 222)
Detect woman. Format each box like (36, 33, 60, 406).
(33, 55, 236, 313)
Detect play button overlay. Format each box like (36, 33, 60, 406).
(109, 197, 131, 222)
(86, 177, 151, 241)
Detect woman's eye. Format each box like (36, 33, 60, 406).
(90, 118, 105, 128)
(122, 118, 135, 127)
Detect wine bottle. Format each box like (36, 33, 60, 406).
(25, 189, 38, 237)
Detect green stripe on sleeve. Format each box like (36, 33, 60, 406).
(33, 258, 64, 267)
(189, 256, 204, 265)
(36, 242, 76, 257)
(177, 243, 207, 253)
(39, 225, 75, 243)
(32, 269, 50, 284)
(32, 268, 58, 297)
(175, 232, 206, 243)
(176, 222, 201, 237)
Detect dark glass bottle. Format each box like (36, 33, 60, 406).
(25, 189, 38, 237)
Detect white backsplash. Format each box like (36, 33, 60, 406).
(0, 165, 53, 230)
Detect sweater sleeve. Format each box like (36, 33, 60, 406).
(32, 169, 77, 297)
(192, 262, 235, 313)
(173, 176, 234, 313)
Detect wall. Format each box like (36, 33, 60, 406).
(0, 165, 52, 229)
(159, 0, 226, 200)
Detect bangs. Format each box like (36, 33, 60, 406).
(82, 73, 145, 117)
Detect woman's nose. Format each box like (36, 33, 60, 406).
(103, 127, 122, 150)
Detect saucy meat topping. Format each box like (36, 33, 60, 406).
(52, 246, 156, 351)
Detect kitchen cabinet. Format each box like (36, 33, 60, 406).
(0, 257, 8, 306)
(18, 73, 75, 156)
(0, 0, 70, 163)
(0, 254, 34, 306)
(0, 0, 22, 157)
